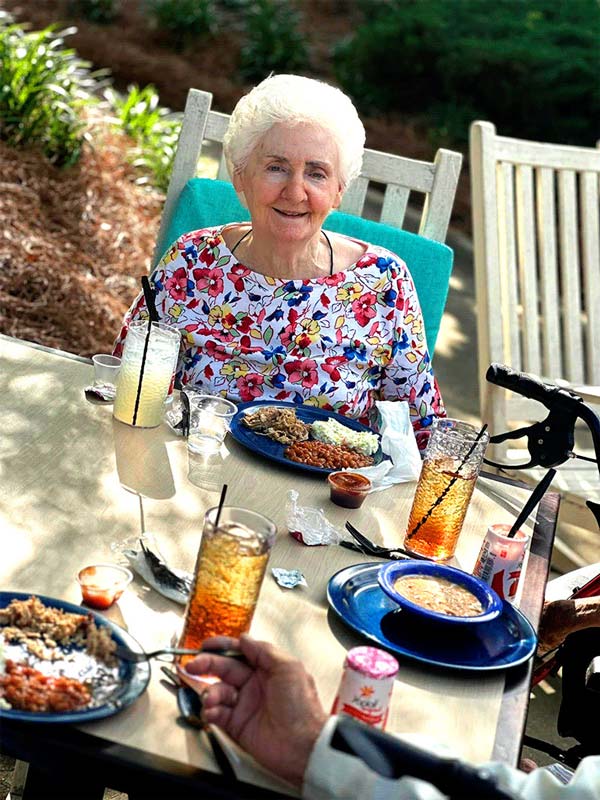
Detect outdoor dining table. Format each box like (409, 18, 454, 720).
(0, 334, 560, 799)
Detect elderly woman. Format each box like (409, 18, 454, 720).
(114, 74, 445, 439)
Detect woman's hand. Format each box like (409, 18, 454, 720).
(180, 634, 327, 787)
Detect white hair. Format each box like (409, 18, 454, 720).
(223, 74, 365, 192)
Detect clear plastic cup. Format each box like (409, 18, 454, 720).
(187, 394, 237, 453)
(92, 354, 121, 391)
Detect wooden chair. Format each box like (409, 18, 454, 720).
(470, 121, 600, 563)
(153, 88, 463, 265)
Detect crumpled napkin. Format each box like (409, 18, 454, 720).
(287, 489, 343, 545)
(344, 401, 422, 491)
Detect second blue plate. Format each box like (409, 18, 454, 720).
(229, 400, 383, 475)
(327, 563, 537, 672)
(0, 591, 151, 723)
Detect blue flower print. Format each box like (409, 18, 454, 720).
(283, 281, 312, 307)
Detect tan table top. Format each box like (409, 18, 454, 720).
(0, 335, 557, 796)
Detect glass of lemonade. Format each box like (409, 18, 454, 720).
(403, 419, 489, 561)
(178, 506, 276, 666)
(113, 320, 180, 428)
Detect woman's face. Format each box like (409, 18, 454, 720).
(233, 122, 343, 246)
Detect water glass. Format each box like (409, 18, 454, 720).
(92, 354, 121, 392)
(403, 419, 489, 561)
(178, 506, 276, 665)
(187, 394, 237, 453)
(113, 320, 180, 428)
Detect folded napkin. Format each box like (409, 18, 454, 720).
(345, 401, 422, 491)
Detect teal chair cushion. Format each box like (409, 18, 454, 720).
(159, 178, 453, 353)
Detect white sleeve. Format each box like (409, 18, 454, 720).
(302, 717, 600, 800)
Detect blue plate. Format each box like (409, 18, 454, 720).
(327, 563, 537, 672)
(0, 591, 150, 723)
(229, 400, 383, 475)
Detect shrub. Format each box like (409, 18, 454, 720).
(334, 0, 600, 146)
(0, 18, 100, 166)
(143, 0, 216, 48)
(67, 0, 121, 24)
(239, 0, 309, 82)
(106, 84, 182, 192)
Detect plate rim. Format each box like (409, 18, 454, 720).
(229, 400, 382, 475)
(327, 562, 537, 672)
(0, 590, 151, 723)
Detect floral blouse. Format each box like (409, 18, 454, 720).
(114, 226, 445, 437)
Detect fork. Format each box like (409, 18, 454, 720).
(115, 644, 248, 663)
(343, 521, 429, 561)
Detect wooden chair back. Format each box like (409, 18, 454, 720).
(154, 88, 462, 264)
(470, 120, 600, 462)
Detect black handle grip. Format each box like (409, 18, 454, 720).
(486, 363, 560, 409)
(331, 716, 516, 799)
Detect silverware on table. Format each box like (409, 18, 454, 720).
(343, 521, 430, 561)
(160, 666, 238, 781)
(115, 644, 248, 663)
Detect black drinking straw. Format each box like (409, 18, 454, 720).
(405, 423, 489, 542)
(507, 468, 556, 539)
(215, 484, 228, 530)
(132, 277, 160, 426)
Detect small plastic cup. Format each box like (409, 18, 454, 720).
(328, 471, 372, 509)
(77, 563, 133, 610)
(92, 354, 121, 388)
(187, 394, 237, 453)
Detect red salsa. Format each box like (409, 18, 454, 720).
(77, 564, 132, 610)
(328, 472, 372, 508)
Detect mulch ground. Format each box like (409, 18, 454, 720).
(0, 123, 161, 356)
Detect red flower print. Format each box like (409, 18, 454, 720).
(165, 267, 188, 301)
(193, 266, 224, 297)
(199, 246, 216, 267)
(351, 293, 377, 326)
(204, 340, 230, 361)
(322, 355, 346, 383)
(296, 333, 311, 349)
(323, 272, 346, 287)
(356, 253, 378, 268)
(284, 358, 318, 389)
(231, 264, 251, 292)
(237, 373, 264, 401)
(236, 314, 252, 334)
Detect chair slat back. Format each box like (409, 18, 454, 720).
(471, 121, 600, 457)
(154, 88, 462, 264)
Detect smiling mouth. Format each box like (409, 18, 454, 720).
(273, 209, 307, 218)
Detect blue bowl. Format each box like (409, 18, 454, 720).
(378, 561, 502, 625)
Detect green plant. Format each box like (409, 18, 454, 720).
(0, 19, 99, 166)
(144, 0, 216, 48)
(239, 0, 309, 82)
(67, 0, 120, 24)
(334, 0, 600, 147)
(106, 84, 182, 192)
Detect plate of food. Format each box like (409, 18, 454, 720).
(0, 592, 150, 722)
(229, 401, 384, 474)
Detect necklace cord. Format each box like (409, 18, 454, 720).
(230, 227, 334, 276)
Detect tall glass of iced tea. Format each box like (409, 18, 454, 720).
(178, 506, 276, 665)
(403, 419, 489, 561)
